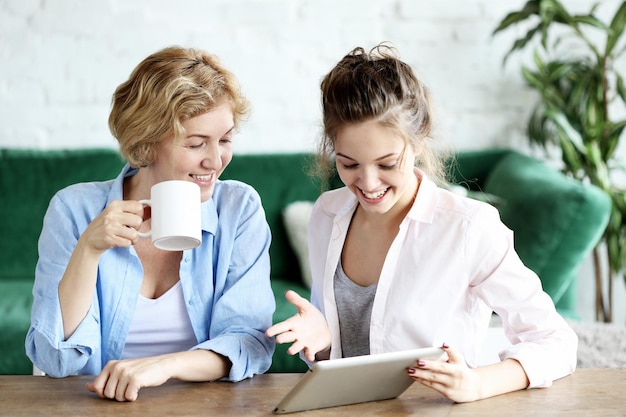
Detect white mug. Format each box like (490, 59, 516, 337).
(138, 180, 202, 251)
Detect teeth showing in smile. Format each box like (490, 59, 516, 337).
(192, 174, 213, 182)
(361, 188, 388, 199)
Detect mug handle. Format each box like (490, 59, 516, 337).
(137, 199, 151, 238)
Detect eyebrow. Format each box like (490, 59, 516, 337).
(335, 152, 399, 161)
(186, 126, 235, 140)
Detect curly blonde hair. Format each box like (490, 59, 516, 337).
(109, 46, 250, 167)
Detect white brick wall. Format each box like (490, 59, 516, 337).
(1, 0, 623, 156)
(1, 0, 625, 322)
(0, 0, 586, 153)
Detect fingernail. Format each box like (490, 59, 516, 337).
(407, 368, 415, 374)
(417, 360, 426, 367)
(442, 342, 449, 349)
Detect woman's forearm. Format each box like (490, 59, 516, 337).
(475, 358, 529, 400)
(58, 240, 101, 340)
(166, 349, 232, 382)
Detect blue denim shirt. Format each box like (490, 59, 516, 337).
(26, 164, 275, 380)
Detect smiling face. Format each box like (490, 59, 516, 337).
(148, 102, 235, 202)
(335, 119, 418, 216)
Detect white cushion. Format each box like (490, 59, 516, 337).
(283, 201, 314, 288)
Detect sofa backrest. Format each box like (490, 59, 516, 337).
(0, 149, 125, 282)
(483, 151, 611, 308)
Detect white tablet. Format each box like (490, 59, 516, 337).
(273, 346, 445, 414)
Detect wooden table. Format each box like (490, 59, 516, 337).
(1, 368, 624, 416)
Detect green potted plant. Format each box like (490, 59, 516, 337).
(493, 0, 626, 322)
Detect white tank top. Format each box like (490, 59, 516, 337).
(121, 281, 198, 360)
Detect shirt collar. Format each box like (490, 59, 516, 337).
(405, 168, 439, 224)
(201, 196, 218, 235)
(106, 163, 134, 204)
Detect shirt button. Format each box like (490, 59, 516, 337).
(184, 257, 191, 263)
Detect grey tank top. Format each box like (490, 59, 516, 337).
(334, 260, 377, 358)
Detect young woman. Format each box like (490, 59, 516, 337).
(267, 44, 577, 403)
(26, 46, 275, 402)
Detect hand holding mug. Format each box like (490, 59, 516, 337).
(78, 200, 145, 253)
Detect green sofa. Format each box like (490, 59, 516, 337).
(0, 148, 611, 375)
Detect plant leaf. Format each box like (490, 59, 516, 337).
(545, 108, 587, 154)
(584, 77, 605, 136)
(606, 1, 626, 56)
(540, 0, 574, 26)
(603, 120, 626, 160)
(588, 142, 611, 190)
(559, 134, 585, 176)
(616, 73, 626, 103)
(492, 1, 540, 35)
(522, 66, 545, 90)
(572, 14, 609, 30)
(527, 107, 554, 148)
(501, 25, 542, 64)
(545, 59, 575, 83)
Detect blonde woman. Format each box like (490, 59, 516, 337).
(27, 46, 275, 401)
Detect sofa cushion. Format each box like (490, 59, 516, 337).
(283, 201, 315, 288)
(483, 152, 611, 311)
(0, 280, 36, 375)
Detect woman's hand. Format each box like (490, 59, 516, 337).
(79, 200, 145, 254)
(407, 344, 529, 403)
(265, 290, 331, 362)
(86, 350, 231, 402)
(86, 356, 172, 402)
(407, 344, 481, 403)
